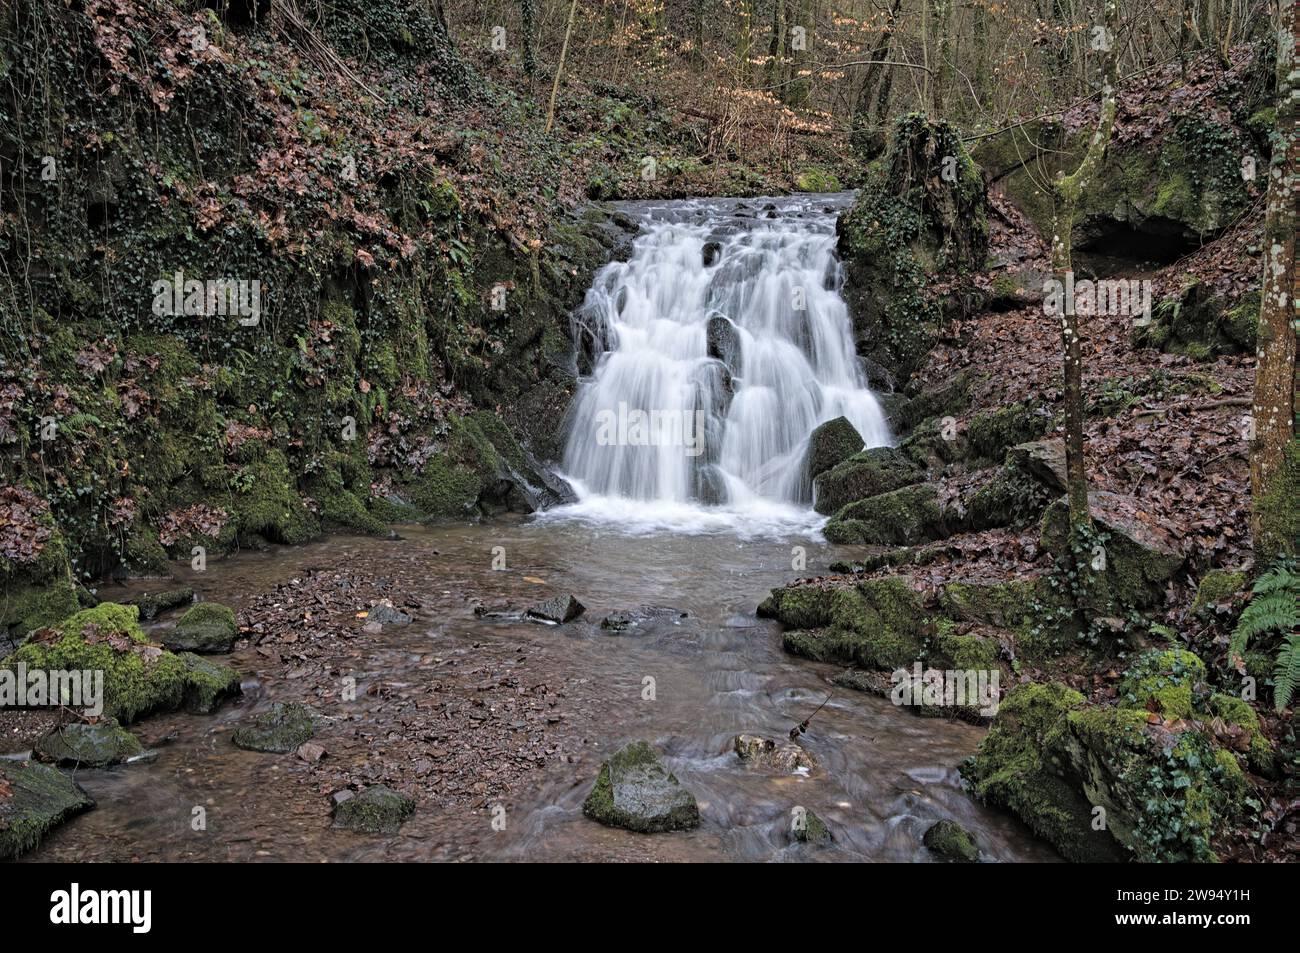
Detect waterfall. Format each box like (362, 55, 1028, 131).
(549, 193, 889, 533)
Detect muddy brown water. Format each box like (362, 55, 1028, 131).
(17, 519, 1058, 862)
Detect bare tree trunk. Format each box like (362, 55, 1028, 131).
(1051, 0, 1119, 532)
(766, 0, 788, 99)
(1250, 0, 1298, 564)
(932, 0, 952, 115)
(544, 0, 579, 134)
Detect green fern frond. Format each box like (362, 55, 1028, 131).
(1230, 561, 1300, 661)
(1274, 634, 1300, 713)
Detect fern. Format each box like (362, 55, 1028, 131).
(1274, 635, 1300, 713)
(1229, 560, 1299, 663)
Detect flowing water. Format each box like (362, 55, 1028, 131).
(18, 195, 1056, 862)
(555, 193, 888, 535)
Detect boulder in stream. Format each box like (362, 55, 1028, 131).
(525, 594, 585, 624)
(162, 601, 238, 653)
(805, 416, 864, 482)
(790, 807, 832, 845)
(705, 313, 741, 368)
(583, 741, 700, 833)
(130, 586, 194, 621)
(923, 819, 980, 862)
(35, 718, 143, 768)
(180, 652, 242, 713)
(733, 734, 816, 772)
(0, 760, 95, 860)
(232, 702, 315, 753)
(331, 785, 414, 834)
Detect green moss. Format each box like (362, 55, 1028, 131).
(232, 702, 315, 753)
(1117, 648, 1207, 719)
(813, 446, 921, 515)
(967, 402, 1050, 464)
(769, 577, 928, 670)
(923, 819, 979, 861)
(827, 484, 944, 546)
(792, 808, 832, 845)
(1191, 570, 1246, 614)
(0, 760, 94, 860)
(35, 717, 142, 767)
(332, 785, 416, 834)
(179, 652, 241, 713)
(1208, 693, 1275, 775)
(1254, 439, 1300, 566)
(940, 578, 1043, 630)
(793, 167, 843, 192)
(937, 630, 1000, 670)
(232, 449, 320, 545)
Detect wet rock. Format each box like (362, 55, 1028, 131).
(34, 718, 143, 768)
(366, 600, 412, 626)
(705, 313, 741, 368)
(1006, 438, 1068, 492)
(813, 446, 922, 515)
(331, 784, 414, 834)
(582, 740, 700, 833)
(0, 760, 95, 860)
(806, 416, 865, 482)
(702, 241, 722, 267)
(599, 605, 687, 634)
(823, 483, 949, 546)
(923, 819, 980, 862)
(790, 807, 832, 845)
(733, 734, 816, 772)
(525, 594, 585, 624)
(130, 586, 194, 621)
(232, 702, 315, 753)
(163, 601, 238, 653)
(180, 652, 242, 713)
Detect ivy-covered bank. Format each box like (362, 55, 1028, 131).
(0, 1, 633, 638)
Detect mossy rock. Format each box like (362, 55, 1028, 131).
(0, 760, 95, 860)
(791, 808, 832, 845)
(232, 702, 315, 753)
(582, 740, 700, 833)
(1, 516, 79, 641)
(964, 463, 1055, 531)
(129, 586, 194, 621)
(766, 577, 929, 670)
(897, 416, 968, 470)
(825, 484, 946, 546)
(232, 449, 320, 546)
(813, 446, 921, 515)
(2, 603, 221, 723)
(332, 785, 415, 834)
(967, 402, 1052, 464)
(1133, 284, 1257, 359)
(940, 578, 1044, 630)
(923, 819, 979, 861)
(164, 601, 238, 654)
(805, 416, 865, 483)
(1191, 570, 1246, 615)
(793, 167, 843, 193)
(179, 652, 242, 713)
(34, 718, 142, 768)
(1117, 647, 1207, 719)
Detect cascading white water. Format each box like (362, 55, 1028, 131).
(549, 193, 889, 534)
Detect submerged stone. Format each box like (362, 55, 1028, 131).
(0, 760, 94, 860)
(331, 785, 414, 834)
(232, 702, 314, 753)
(34, 718, 143, 768)
(582, 740, 700, 833)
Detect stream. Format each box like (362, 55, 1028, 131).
(20, 194, 1056, 862)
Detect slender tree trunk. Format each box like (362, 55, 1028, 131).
(1250, 0, 1298, 564)
(1051, 0, 1119, 532)
(766, 0, 788, 99)
(932, 0, 952, 115)
(544, 0, 579, 134)
(852, 0, 901, 129)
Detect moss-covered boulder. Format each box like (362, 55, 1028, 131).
(0, 760, 95, 860)
(1191, 570, 1246, 615)
(1, 489, 79, 643)
(180, 652, 242, 713)
(232, 702, 315, 753)
(813, 446, 922, 515)
(331, 785, 415, 834)
(762, 577, 929, 670)
(163, 602, 238, 654)
(1133, 284, 1257, 360)
(582, 741, 700, 833)
(963, 680, 1250, 862)
(964, 463, 1056, 531)
(897, 415, 968, 470)
(968, 402, 1052, 464)
(34, 718, 143, 768)
(1039, 491, 1185, 611)
(824, 484, 947, 546)
(129, 587, 194, 621)
(805, 416, 865, 483)
(2, 603, 237, 723)
(1117, 647, 1207, 719)
(923, 819, 979, 862)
